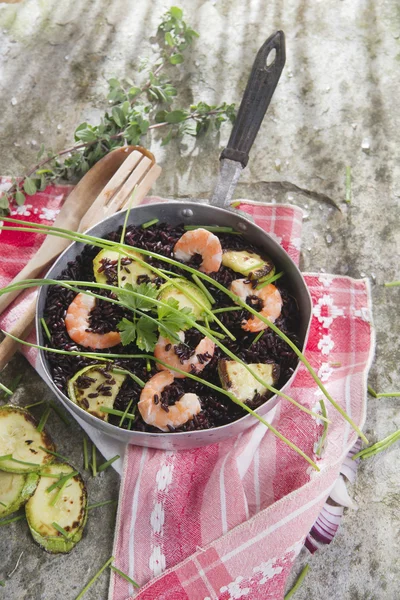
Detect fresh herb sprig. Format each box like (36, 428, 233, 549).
(1, 7, 235, 213)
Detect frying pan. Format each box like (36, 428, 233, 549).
(36, 31, 313, 450)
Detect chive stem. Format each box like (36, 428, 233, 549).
(183, 225, 235, 233)
(87, 499, 117, 511)
(376, 392, 400, 398)
(9, 457, 40, 467)
(0, 514, 25, 527)
(256, 270, 284, 290)
(38, 446, 70, 461)
(212, 306, 242, 314)
(83, 437, 89, 471)
(46, 471, 78, 494)
(352, 430, 400, 460)
(36, 405, 51, 433)
(367, 385, 377, 397)
(146, 358, 151, 372)
(98, 454, 120, 473)
(24, 400, 46, 409)
(242, 260, 265, 275)
(141, 218, 159, 229)
(99, 406, 137, 420)
(315, 399, 328, 457)
(192, 274, 215, 304)
(119, 399, 134, 428)
(52, 522, 70, 538)
(384, 281, 400, 287)
(0, 382, 13, 396)
(284, 564, 310, 599)
(75, 556, 115, 600)
(110, 565, 140, 588)
(41, 317, 51, 340)
(91, 444, 97, 477)
(112, 368, 145, 388)
(0, 501, 7, 508)
(250, 330, 264, 347)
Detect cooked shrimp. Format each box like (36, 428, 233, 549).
(138, 371, 201, 431)
(174, 228, 222, 273)
(65, 292, 121, 349)
(230, 279, 283, 333)
(154, 331, 215, 378)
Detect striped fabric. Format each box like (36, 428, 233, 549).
(0, 185, 374, 599)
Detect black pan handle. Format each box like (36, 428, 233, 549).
(220, 31, 286, 168)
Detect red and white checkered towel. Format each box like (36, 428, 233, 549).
(0, 183, 374, 600)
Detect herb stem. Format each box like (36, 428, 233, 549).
(52, 522, 70, 538)
(110, 565, 140, 589)
(41, 317, 51, 340)
(97, 455, 120, 473)
(0, 382, 13, 396)
(112, 368, 145, 388)
(46, 471, 78, 494)
(87, 499, 117, 511)
(119, 399, 134, 428)
(83, 437, 89, 471)
(0, 514, 25, 527)
(91, 444, 97, 477)
(315, 399, 328, 457)
(284, 564, 310, 599)
(376, 392, 400, 398)
(141, 218, 159, 229)
(192, 273, 215, 304)
(384, 281, 400, 287)
(75, 556, 115, 600)
(24, 400, 46, 409)
(36, 405, 51, 433)
(183, 225, 235, 233)
(256, 270, 284, 290)
(352, 430, 400, 460)
(367, 385, 378, 398)
(38, 446, 70, 461)
(250, 330, 264, 347)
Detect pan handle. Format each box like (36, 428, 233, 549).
(220, 31, 286, 168)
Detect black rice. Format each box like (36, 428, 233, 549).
(43, 223, 301, 433)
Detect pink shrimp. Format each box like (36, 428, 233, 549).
(138, 371, 201, 431)
(230, 279, 283, 333)
(173, 228, 222, 273)
(154, 331, 215, 378)
(65, 293, 121, 349)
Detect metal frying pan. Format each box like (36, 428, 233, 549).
(36, 31, 313, 450)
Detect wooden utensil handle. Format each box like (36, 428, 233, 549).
(0, 299, 36, 371)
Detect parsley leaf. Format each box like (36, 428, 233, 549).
(158, 298, 194, 340)
(136, 316, 158, 352)
(117, 318, 137, 346)
(118, 282, 158, 311)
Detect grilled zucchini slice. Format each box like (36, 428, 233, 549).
(93, 248, 155, 286)
(157, 278, 211, 319)
(218, 360, 280, 403)
(222, 250, 274, 280)
(68, 364, 126, 421)
(25, 462, 87, 554)
(0, 405, 55, 473)
(0, 471, 39, 518)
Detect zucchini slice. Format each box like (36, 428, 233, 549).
(0, 405, 56, 473)
(25, 462, 87, 554)
(222, 250, 274, 280)
(68, 364, 126, 421)
(157, 278, 211, 319)
(93, 248, 155, 286)
(0, 471, 39, 518)
(218, 360, 280, 403)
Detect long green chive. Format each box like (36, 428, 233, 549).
(0, 382, 13, 396)
(213, 306, 242, 314)
(284, 564, 310, 599)
(117, 188, 137, 289)
(352, 430, 400, 460)
(242, 261, 265, 275)
(384, 281, 400, 287)
(38, 446, 70, 461)
(367, 385, 377, 397)
(87, 499, 117, 511)
(192, 274, 215, 304)
(230, 201, 241, 208)
(0, 454, 13, 461)
(141, 218, 159, 229)
(376, 392, 400, 398)
(119, 399, 134, 427)
(41, 317, 51, 340)
(256, 270, 284, 290)
(91, 444, 97, 477)
(36, 405, 51, 433)
(110, 565, 140, 588)
(183, 225, 235, 233)
(98, 454, 120, 473)
(146, 358, 151, 372)
(51, 476, 70, 507)
(99, 406, 137, 420)
(112, 368, 145, 388)
(46, 471, 78, 494)
(49, 400, 70, 426)
(83, 437, 89, 470)
(315, 400, 328, 457)
(345, 166, 352, 204)
(0, 580, 4, 586)
(0, 514, 25, 527)
(52, 522, 70, 538)
(250, 330, 264, 347)
(9, 457, 39, 467)
(24, 400, 46, 409)
(0, 221, 358, 436)
(75, 556, 114, 600)
(0, 501, 7, 508)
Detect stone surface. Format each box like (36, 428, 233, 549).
(0, 0, 399, 599)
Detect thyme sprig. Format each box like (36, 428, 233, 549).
(1, 7, 235, 213)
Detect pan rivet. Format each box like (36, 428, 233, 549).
(238, 222, 247, 231)
(181, 209, 193, 217)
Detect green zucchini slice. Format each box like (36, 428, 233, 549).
(157, 278, 211, 319)
(25, 462, 87, 554)
(68, 364, 126, 421)
(218, 360, 280, 403)
(93, 248, 155, 286)
(222, 250, 275, 280)
(0, 405, 56, 473)
(0, 471, 39, 518)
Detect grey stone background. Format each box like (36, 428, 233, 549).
(0, 0, 399, 599)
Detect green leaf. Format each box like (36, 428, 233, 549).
(165, 31, 174, 47)
(136, 317, 158, 352)
(170, 53, 184, 65)
(0, 194, 9, 210)
(118, 282, 159, 311)
(158, 298, 194, 340)
(155, 110, 167, 123)
(108, 78, 121, 89)
(36, 143, 45, 160)
(23, 177, 37, 196)
(161, 128, 173, 146)
(165, 109, 188, 124)
(128, 86, 141, 99)
(15, 191, 26, 205)
(117, 318, 137, 346)
(170, 6, 183, 20)
(75, 127, 98, 143)
(111, 106, 125, 128)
